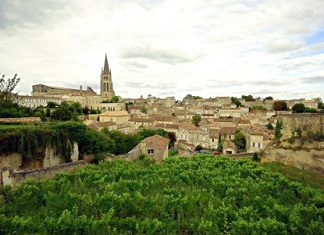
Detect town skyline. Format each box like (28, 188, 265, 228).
(1, 0, 324, 99)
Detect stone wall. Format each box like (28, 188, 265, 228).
(278, 113, 324, 140)
(1, 161, 86, 187)
(261, 139, 324, 175)
(0, 142, 79, 170)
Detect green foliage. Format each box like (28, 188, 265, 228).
(273, 101, 288, 111)
(233, 130, 246, 152)
(275, 120, 283, 140)
(242, 94, 255, 101)
(47, 101, 57, 108)
(252, 152, 260, 161)
(168, 149, 178, 157)
(319, 102, 324, 109)
(0, 102, 33, 118)
(264, 96, 273, 101)
(110, 96, 119, 103)
(0, 122, 116, 160)
(231, 97, 242, 107)
(51, 102, 82, 121)
(292, 103, 305, 113)
(305, 107, 317, 113)
(250, 105, 266, 111)
(266, 122, 274, 130)
(192, 113, 201, 126)
(0, 156, 323, 234)
(140, 107, 147, 114)
(217, 139, 224, 152)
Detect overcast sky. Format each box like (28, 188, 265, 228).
(0, 0, 324, 100)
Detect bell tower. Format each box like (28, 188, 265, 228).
(100, 54, 115, 99)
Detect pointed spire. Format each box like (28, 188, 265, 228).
(103, 53, 109, 73)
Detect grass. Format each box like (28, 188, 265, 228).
(262, 162, 324, 189)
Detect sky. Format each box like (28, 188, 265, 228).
(0, 0, 324, 100)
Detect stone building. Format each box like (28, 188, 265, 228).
(100, 54, 115, 100)
(28, 54, 118, 109)
(127, 135, 169, 161)
(99, 111, 130, 124)
(222, 140, 236, 155)
(246, 130, 264, 153)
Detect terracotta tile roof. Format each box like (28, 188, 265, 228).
(179, 122, 202, 132)
(154, 123, 179, 129)
(238, 119, 250, 124)
(209, 129, 220, 138)
(129, 117, 152, 123)
(150, 115, 175, 122)
(87, 121, 116, 130)
(142, 134, 169, 151)
(219, 127, 237, 135)
(223, 140, 236, 149)
(213, 118, 234, 123)
(100, 111, 130, 116)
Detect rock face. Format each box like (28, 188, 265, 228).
(262, 139, 324, 175)
(0, 142, 79, 170)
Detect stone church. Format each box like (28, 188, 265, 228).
(100, 54, 115, 100)
(23, 54, 122, 110)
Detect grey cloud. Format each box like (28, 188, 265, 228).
(122, 81, 174, 90)
(206, 80, 285, 88)
(267, 40, 304, 53)
(0, 0, 70, 29)
(120, 45, 200, 64)
(300, 76, 324, 84)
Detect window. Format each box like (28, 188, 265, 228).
(252, 143, 255, 147)
(148, 149, 154, 155)
(258, 143, 261, 148)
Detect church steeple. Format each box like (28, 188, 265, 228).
(100, 53, 115, 100)
(103, 53, 109, 73)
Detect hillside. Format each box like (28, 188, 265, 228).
(0, 156, 323, 234)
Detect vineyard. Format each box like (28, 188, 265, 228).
(0, 155, 323, 234)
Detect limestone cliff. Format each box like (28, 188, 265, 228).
(261, 139, 324, 175)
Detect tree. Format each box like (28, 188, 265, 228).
(292, 103, 305, 113)
(231, 97, 242, 107)
(0, 73, 20, 104)
(305, 107, 317, 113)
(140, 107, 147, 114)
(266, 123, 274, 130)
(192, 114, 201, 126)
(273, 101, 288, 111)
(47, 101, 57, 108)
(83, 106, 89, 115)
(51, 102, 82, 121)
(167, 132, 176, 147)
(233, 130, 246, 152)
(242, 94, 255, 101)
(275, 120, 283, 140)
(110, 96, 119, 103)
(264, 96, 273, 101)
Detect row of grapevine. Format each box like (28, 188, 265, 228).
(0, 155, 323, 234)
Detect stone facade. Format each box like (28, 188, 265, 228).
(127, 135, 169, 161)
(100, 54, 115, 99)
